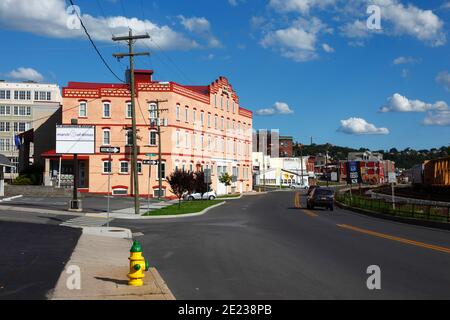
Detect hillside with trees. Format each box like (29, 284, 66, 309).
(293, 143, 450, 169)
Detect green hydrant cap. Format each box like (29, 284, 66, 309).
(130, 240, 142, 253)
(134, 264, 141, 271)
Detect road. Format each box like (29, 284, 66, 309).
(0, 219, 81, 300)
(114, 191, 450, 299)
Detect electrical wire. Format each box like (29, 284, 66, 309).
(67, 0, 125, 83)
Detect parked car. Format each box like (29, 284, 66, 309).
(290, 182, 309, 189)
(184, 191, 217, 201)
(307, 188, 334, 211)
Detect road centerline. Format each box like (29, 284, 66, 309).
(337, 224, 450, 254)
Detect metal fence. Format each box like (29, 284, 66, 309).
(336, 193, 450, 223)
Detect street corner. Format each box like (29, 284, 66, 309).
(50, 233, 175, 300)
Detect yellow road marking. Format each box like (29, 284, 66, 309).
(302, 209, 318, 218)
(337, 224, 450, 254)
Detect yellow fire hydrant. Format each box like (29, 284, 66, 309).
(127, 240, 149, 286)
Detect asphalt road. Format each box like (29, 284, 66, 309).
(0, 220, 81, 300)
(114, 191, 450, 299)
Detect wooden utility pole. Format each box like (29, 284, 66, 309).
(113, 29, 149, 215)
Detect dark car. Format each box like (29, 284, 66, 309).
(307, 188, 334, 211)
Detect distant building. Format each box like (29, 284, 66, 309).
(253, 131, 293, 157)
(0, 81, 61, 179)
(279, 136, 293, 157)
(348, 151, 383, 162)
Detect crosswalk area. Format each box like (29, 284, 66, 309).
(61, 216, 113, 228)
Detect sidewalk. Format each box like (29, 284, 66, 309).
(50, 233, 175, 300)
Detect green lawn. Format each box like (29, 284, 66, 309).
(144, 200, 224, 216)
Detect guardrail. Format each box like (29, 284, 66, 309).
(336, 193, 450, 223)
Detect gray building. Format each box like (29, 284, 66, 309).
(0, 81, 61, 179)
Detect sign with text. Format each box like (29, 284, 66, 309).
(56, 125, 95, 154)
(388, 172, 397, 184)
(143, 160, 159, 165)
(347, 161, 362, 185)
(100, 146, 120, 154)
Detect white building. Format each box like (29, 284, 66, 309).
(252, 152, 314, 187)
(0, 81, 61, 179)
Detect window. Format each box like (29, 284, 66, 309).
(200, 112, 204, 126)
(103, 161, 112, 174)
(113, 188, 128, 195)
(176, 104, 180, 121)
(200, 135, 204, 149)
(126, 103, 132, 118)
(35, 91, 51, 101)
(153, 189, 166, 197)
(185, 132, 189, 148)
(26, 91, 31, 100)
(193, 134, 197, 149)
(0, 122, 10, 132)
(126, 129, 133, 145)
(214, 115, 218, 129)
(214, 95, 217, 108)
(0, 138, 11, 151)
(14, 122, 26, 132)
(221, 118, 224, 130)
(0, 106, 10, 115)
(207, 113, 211, 127)
(227, 99, 229, 111)
(233, 101, 235, 113)
(120, 161, 129, 174)
(221, 95, 223, 109)
(47, 92, 51, 101)
(158, 162, 166, 180)
(103, 102, 111, 118)
(149, 131, 157, 146)
(185, 107, 189, 122)
(0, 90, 10, 100)
(192, 110, 196, 124)
(14, 91, 18, 100)
(149, 103, 157, 119)
(26, 106, 31, 116)
(103, 129, 110, 145)
(79, 102, 87, 117)
(137, 162, 142, 174)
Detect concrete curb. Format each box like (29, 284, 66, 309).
(216, 194, 243, 200)
(81, 227, 132, 239)
(0, 205, 85, 216)
(336, 200, 450, 231)
(140, 201, 226, 219)
(50, 234, 175, 300)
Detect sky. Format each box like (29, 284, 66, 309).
(0, 0, 449, 151)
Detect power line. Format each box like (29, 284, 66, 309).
(68, 0, 125, 83)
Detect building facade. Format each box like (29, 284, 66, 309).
(46, 70, 252, 197)
(279, 136, 293, 157)
(0, 81, 61, 179)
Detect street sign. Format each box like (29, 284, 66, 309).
(388, 172, 397, 184)
(143, 160, 159, 165)
(100, 146, 120, 154)
(146, 153, 157, 157)
(347, 161, 362, 185)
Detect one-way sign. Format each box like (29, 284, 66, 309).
(100, 146, 120, 154)
(143, 160, 159, 165)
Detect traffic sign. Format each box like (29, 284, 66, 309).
(143, 160, 159, 165)
(100, 146, 120, 154)
(146, 153, 157, 157)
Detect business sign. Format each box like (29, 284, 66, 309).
(347, 161, 362, 184)
(100, 146, 120, 154)
(388, 172, 397, 184)
(56, 125, 95, 154)
(331, 172, 338, 182)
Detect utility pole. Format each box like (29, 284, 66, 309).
(113, 29, 149, 215)
(300, 144, 304, 186)
(149, 99, 168, 200)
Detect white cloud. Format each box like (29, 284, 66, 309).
(269, 0, 336, 14)
(322, 43, 334, 52)
(7, 67, 44, 82)
(0, 0, 199, 51)
(178, 15, 222, 48)
(261, 17, 330, 62)
(442, 2, 450, 10)
(338, 117, 389, 135)
(436, 71, 450, 91)
(256, 102, 294, 116)
(340, 19, 373, 39)
(393, 56, 419, 65)
(380, 93, 449, 113)
(423, 110, 450, 126)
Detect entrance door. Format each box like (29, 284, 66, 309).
(79, 161, 87, 188)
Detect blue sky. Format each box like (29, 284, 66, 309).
(0, 0, 449, 150)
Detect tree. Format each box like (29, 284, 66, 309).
(219, 172, 232, 194)
(193, 171, 211, 198)
(166, 170, 195, 207)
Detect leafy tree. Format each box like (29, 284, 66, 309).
(193, 171, 211, 198)
(219, 172, 232, 186)
(166, 170, 195, 207)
